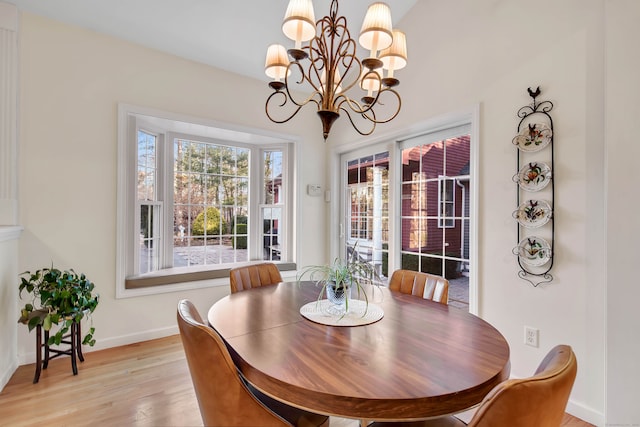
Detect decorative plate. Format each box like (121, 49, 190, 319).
(513, 162, 552, 192)
(513, 236, 551, 267)
(513, 199, 552, 228)
(512, 123, 552, 152)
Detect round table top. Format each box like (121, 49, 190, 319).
(207, 281, 510, 421)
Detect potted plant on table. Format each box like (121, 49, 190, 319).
(18, 266, 99, 346)
(297, 245, 380, 315)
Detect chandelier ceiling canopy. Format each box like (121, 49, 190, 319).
(264, 0, 408, 141)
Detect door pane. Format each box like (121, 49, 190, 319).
(345, 151, 389, 282)
(401, 134, 471, 310)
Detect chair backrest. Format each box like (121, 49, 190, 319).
(229, 262, 283, 294)
(388, 269, 449, 304)
(468, 344, 578, 427)
(177, 299, 290, 427)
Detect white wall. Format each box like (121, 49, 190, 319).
(329, 0, 607, 424)
(15, 12, 327, 361)
(605, 1, 640, 424)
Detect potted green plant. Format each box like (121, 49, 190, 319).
(297, 245, 380, 314)
(18, 266, 99, 346)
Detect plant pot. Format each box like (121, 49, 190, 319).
(326, 282, 350, 315)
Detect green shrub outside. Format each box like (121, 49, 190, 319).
(233, 223, 248, 249)
(192, 207, 225, 236)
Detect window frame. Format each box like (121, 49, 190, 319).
(261, 148, 288, 262)
(116, 104, 297, 298)
(437, 176, 456, 229)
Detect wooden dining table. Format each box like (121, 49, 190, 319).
(207, 281, 510, 421)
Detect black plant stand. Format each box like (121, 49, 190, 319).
(33, 320, 84, 384)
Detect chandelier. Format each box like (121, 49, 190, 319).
(264, 0, 408, 140)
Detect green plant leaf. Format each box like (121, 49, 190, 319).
(43, 314, 52, 330)
(27, 316, 40, 331)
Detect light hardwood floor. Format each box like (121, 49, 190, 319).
(0, 335, 592, 427)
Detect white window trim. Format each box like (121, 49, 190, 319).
(116, 104, 297, 298)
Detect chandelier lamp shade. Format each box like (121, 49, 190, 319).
(264, 0, 408, 140)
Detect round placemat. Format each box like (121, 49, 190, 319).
(299, 299, 384, 326)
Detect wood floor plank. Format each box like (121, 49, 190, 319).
(0, 335, 593, 426)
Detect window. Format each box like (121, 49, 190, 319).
(438, 176, 455, 228)
(172, 138, 250, 267)
(117, 105, 294, 296)
(400, 132, 470, 284)
(262, 150, 284, 261)
(137, 130, 161, 274)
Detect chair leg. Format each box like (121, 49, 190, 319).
(33, 325, 42, 384)
(360, 419, 370, 427)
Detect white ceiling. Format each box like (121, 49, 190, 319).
(9, 0, 417, 83)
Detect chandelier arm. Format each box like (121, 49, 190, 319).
(284, 61, 322, 108)
(265, 91, 304, 124)
(284, 83, 323, 109)
(335, 67, 383, 115)
(307, 46, 326, 96)
(345, 88, 402, 124)
(339, 107, 376, 136)
(333, 21, 359, 96)
(365, 89, 402, 124)
(336, 94, 372, 115)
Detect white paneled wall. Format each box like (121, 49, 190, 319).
(0, 2, 20, 392)
(0, 2, 18, 225)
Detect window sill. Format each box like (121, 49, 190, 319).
(117, 262, 297, 298)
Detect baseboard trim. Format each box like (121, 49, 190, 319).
(0, 358, 19, 392)
(87, 325, 179, 352)
(18, 325, 179, 365)
(566, 400, 604, 426)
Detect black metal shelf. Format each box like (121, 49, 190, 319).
(513, 87, 554, 287)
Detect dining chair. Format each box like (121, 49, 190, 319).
(388, 269, 449, 304)
(177, 299, 330, 427)
(369, 344, 577, 427)
(229, 262, 283, 294)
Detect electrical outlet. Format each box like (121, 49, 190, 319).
(524, 326, 539, 348)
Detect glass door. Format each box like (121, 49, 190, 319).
(399, 127, 471, 310)
(342, 149, 390, 283)
(339, 123, 474, 311)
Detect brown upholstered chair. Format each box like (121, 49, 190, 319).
(388, 269, 449, 304)
(229, 262, 283, 294)
(369, 344, 577, 427)
(177, 299, 329, 427)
